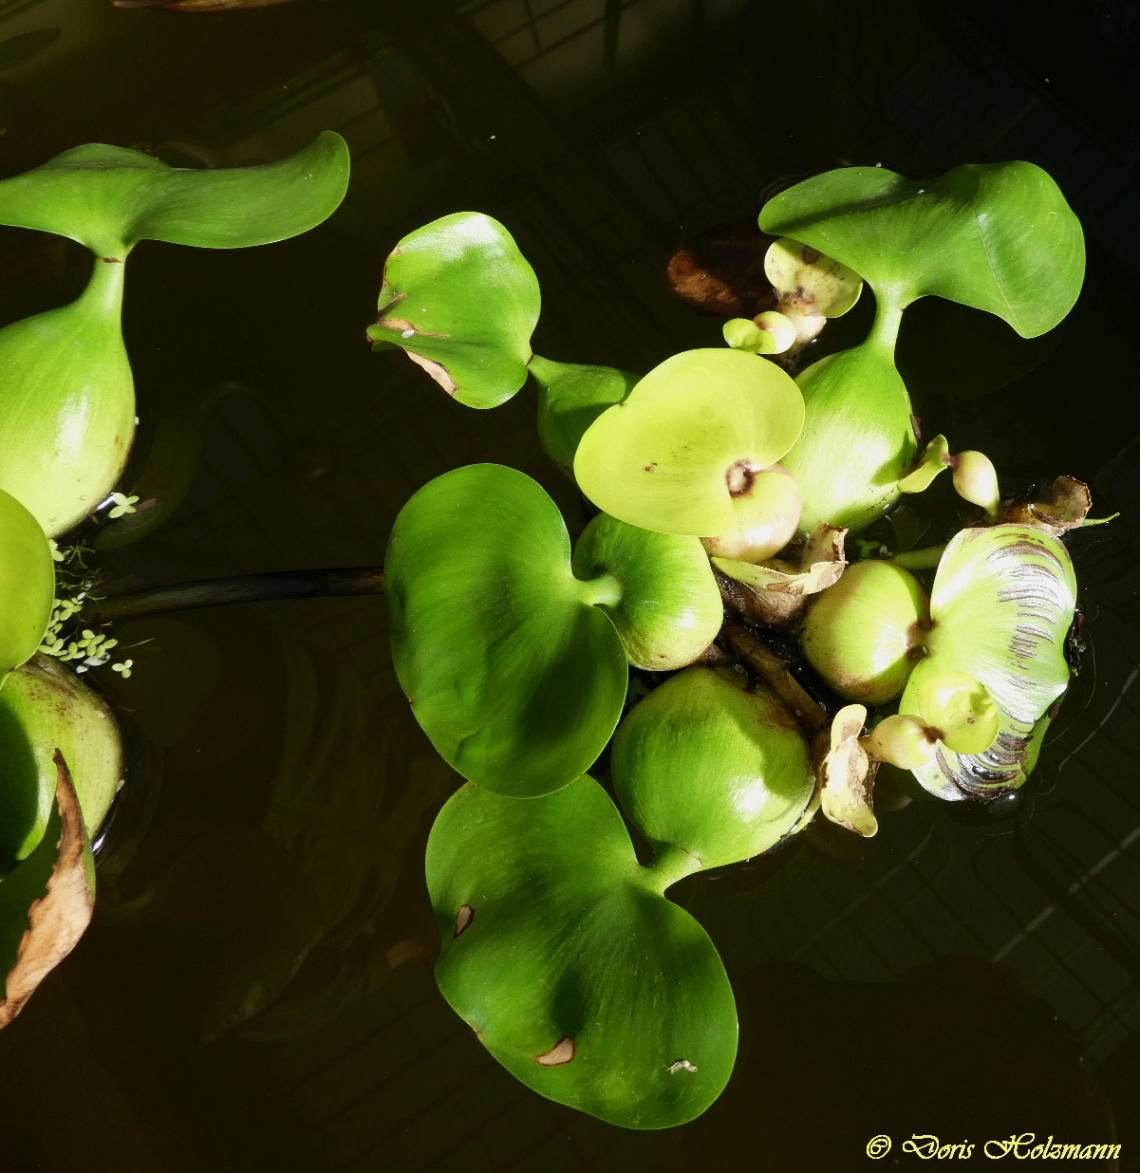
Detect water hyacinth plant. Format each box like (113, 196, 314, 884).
(0, 137, 1099, 1135)
(0, 133, 350, 1028)
(375, 159, 1094, 1126)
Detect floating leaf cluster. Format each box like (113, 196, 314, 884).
(375, 160, 1093, 1127)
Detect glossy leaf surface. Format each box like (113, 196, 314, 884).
(760, 162, 1084, 336)
(0, 260, 133, 535)
(0, 656, 123, 871)
(0, 132, 349, 257)
(574, 349, 804, 536)
(783, 343, 917, 534)
(385, 464, 627, 797)
(367, 213, 540, 408)
(612, 667, 814, 869)
(427, 777, 737, 1128)
(0, 490, 53, 680)
(901, 525, 1076, 797)
(0, 754, 95, 1028)
(571, 513, 722, 671)
(529, 357, 639, 475)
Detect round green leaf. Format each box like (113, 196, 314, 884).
(0, 260, 133, 536)
(573, 349, 805, 536)
(385, 464, 627, 797)
(782, 344, 918, 534)
(611, 666, 814, 869)
(427, 776, 738, 1128)
(571, 513, 723, 671)
(0, 132, 350, 257)
(0, 656, 123, 872)
(900, 524, 1075, 797)
(0, 489, 53, 680)
(366, 213, 540, 409)
(760, 162, 1084, 337)
(529, 356, 639, 475)
(799, 560, 929, 705)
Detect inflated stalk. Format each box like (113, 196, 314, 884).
(0, 133, 349, 536)
(762, 161, 1084, 534)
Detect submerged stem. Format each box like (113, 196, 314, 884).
(87, 566, 385, 622)
(891, 544, 947, 570)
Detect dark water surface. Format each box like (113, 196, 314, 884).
(0, 1, 1137, 1169)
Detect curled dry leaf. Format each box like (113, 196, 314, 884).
(0, 751, 95, 1028)
(817, 705, 878, 838)
(1000, 476, 1092, 536)
(714, 523, 847, 626)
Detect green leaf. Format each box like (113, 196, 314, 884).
(366, 213, 540, 409)
(0, 753, 95, 1028)
(0, 132, 349, 257)
(571, 513, 723, 670)
(760, 162, 1084, 337)
(612, 667, 814, 868)
(782, 343, 918, 534)
(528, 356, 638, 475)
(900, 525, 1075, 797)
(574, 349, 804, 536)
(385, 464, 627, 797)
(0, 260, 133, 536)
(0, 656, 124, 872)
(427, 777, 738, 1128)
(0, 490, 54, 681)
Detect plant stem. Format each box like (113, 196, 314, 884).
(867, 297, 904, 355)
(724, 622, 828, 735)
(891, 544, 946, 570)
(87, 566, 385, 623)
(643, 843, 704, 892)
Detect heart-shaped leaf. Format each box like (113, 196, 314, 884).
(0, 753, 95, 1028)
(574, 349, 804, 536)
(571, 513, 723, 671)
(0, 132, 350, 257)
(427, 776, 737, 1128)
(367, 213, 540, 408)
(900, 525, 1076, 797)
(0, 260, 133, 535)
(611, 666, 815, 869)
(385, 464, 627, 797)
(760, 162, 1084, 336)
(0, 489, 54, 679)
(0, 656, 124, 871)
(528, 356, 638, 475)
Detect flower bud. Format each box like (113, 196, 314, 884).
(950, 450, 1000, 519)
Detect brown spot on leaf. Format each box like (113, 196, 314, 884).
(454, 904, 475, 938)
(535, 1036, 576, 1066)
(0, 752, 94, 1029)
(801, 246, 821, 265)
(725, 459, 758, 498)
(405, 351, 458, 396)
